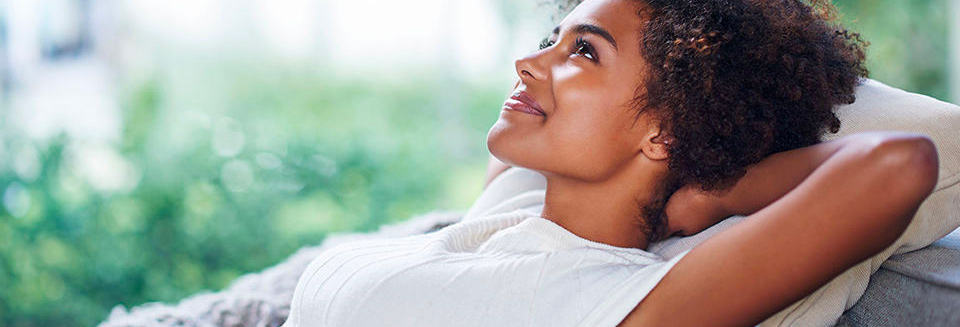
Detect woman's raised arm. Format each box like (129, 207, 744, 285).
(620, 131, 939, 327)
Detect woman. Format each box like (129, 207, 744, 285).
(284, 0, 939, 326)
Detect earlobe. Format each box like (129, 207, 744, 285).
(641, 130, 672, 161)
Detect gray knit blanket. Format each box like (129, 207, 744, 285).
(98, 211, 463, 327)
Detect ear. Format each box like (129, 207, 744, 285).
(639, 127, 672, 161)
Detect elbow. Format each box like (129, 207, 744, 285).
(869, 134, 939, 196)
(863, 133, 940, 232)
(909, 137, 940, 192)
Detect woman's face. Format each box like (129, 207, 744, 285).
(487, 0, 656, 182)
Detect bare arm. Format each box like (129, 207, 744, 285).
(664, 133, 858, 236)
(621, 131, 939, 327)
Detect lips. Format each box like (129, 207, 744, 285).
(503, 91, 546, 116)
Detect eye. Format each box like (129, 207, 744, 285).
(539, 37, 556, 50)
(573, 37, 598, 62)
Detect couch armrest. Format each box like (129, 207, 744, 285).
(837, 228, 960, 326)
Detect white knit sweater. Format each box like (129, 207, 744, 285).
(282, 168, 689, 327)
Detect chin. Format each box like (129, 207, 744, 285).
(486, 124, 568, 179)
(486, 120, 536, 170)
(486, 118, 618, 181)
(486, 124, 517, 166)
(489, 130, 623, 183)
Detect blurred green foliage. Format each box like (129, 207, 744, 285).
(835, 0, 952, 102)
(0, 55, 501, 326)
(0, 1, 953, 326)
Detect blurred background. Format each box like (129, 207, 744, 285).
(0, 0, 956, 326)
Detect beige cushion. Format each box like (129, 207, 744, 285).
(760, 79, 960, 326)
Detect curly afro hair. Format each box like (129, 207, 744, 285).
(548, 0, 868, 241)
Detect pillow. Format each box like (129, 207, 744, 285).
(651, 78, 960, 326)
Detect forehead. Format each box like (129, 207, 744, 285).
(559, 0, 644, 44)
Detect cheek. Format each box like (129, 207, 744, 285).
(548, 83, 642, 173)
(552, 82, 634, 146)
(488, 67, 641, 180)
(543, 109, 633, 177)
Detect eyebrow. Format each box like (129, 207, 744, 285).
(552, 23, 619, 51)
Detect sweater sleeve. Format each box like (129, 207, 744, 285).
(575, 250, 692, 327)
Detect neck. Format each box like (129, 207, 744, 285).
(540, 162, 664, 250)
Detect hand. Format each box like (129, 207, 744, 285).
(663, 185, 731, 237)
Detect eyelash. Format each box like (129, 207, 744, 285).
(538, 37, 554, 50)
(538, 36, 599, 63)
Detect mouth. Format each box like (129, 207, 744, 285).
(502, 91, 546, 116)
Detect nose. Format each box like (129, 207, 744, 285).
(515, 51, 549, 83)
